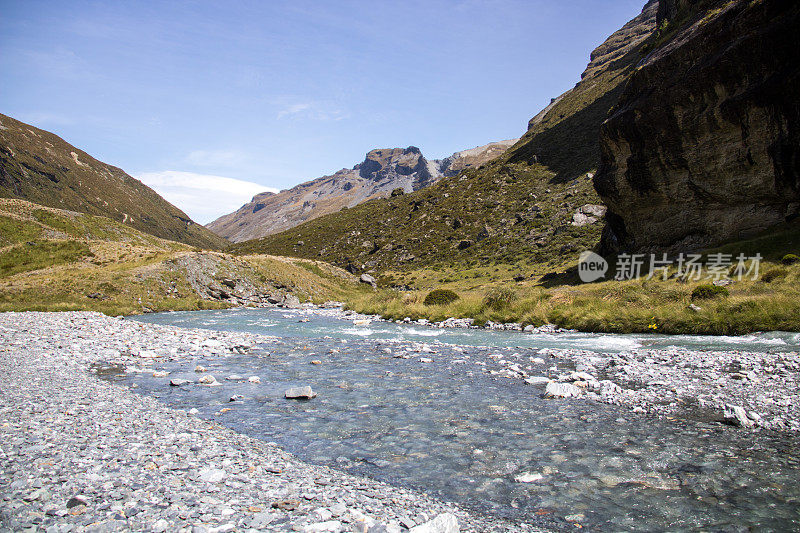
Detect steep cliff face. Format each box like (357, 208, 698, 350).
(0, 114, 226, 249)
(207, 140, 517, 242)
(595, 0, 800, 253)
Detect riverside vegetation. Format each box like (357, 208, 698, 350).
(344, 224, 800, 335)
(1, 193, 798, 334)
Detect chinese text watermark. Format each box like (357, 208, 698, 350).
(578, 252, 762, 283)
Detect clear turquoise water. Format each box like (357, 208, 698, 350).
(132, 307, 800, 354)
(109, 308, 800, 531)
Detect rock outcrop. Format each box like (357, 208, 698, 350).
(595, 0, 800, 253)
(207, 140, 517, 242)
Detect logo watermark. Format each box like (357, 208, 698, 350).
(577, 252, 762, 283)
(578, 251, 608, 283)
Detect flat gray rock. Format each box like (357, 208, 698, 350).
(285, 386, 317, 399)
(524, 376, 550, 387)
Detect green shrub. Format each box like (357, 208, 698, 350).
(781, 253, 799, 265)
(761, 268, 788, 283)
(423, 288, 459, 306)
(483, 287, 517, 310)
(691, 284, 729, 300)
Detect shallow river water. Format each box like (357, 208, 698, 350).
(104, 308, 800, 531)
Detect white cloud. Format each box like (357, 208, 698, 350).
(16, 112, 76, 127)
(135, 170, 275, 225)
(277, 103, 312, 119)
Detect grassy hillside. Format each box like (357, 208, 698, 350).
(346, 222, 800, 335)
(234, 161, 603, 273)
(0, 199, 364, 315)
(232, 2, 659, 273)
(0, 113, 226, 250)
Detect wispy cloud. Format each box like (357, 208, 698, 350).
(16, 112, 76, 127)
(277, 102, 312, 119)
(135, 170, 275, 224)
(275, 100, 349, 121)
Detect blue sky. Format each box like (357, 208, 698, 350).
(1, 0, 647, 223)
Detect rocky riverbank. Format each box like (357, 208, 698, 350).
(504, 345, 800, 432)
(330, 308, 800, 432)
(0, 312, 536, 533)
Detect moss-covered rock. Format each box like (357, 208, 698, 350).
(780, 253, 799, 265)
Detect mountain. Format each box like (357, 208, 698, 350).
(207, 140, 518, 242)
(231, 1, 659, 271)
(0, 113, 226, 249)
(595, 0, 800, 253)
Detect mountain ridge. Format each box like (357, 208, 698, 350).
(0, 113, 226, 250)
(207, 139, 518, 242)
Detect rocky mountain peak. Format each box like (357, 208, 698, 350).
(208, 139, 517, 242)
(356, 146, 430, 181)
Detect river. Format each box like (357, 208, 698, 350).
(102, 307, 800, 531)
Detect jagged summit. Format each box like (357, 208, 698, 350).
(207, 138, 517, 242)
(355, 147, 433, 188)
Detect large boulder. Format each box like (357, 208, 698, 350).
(409, 513, 459, 533)
(572, 204, 607, 226)
(283, 294, 301, 308)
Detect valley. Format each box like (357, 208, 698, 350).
(1, 1, 799, 532)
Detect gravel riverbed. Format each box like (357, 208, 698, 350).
(350, 312, 800, 432)
(0, 312, 534, 533)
